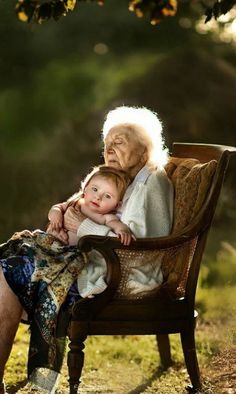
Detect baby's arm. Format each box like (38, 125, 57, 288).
(104, 216, 136, 246)
(80, 205, 113, 225)
(80, 204, 135, 245)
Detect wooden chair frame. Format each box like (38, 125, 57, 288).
(67, 143, 236, 394)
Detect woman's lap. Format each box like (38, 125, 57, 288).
(0, 256, 81, 321)
(0, 230, 84, 390)
(1, 255, 37, 319)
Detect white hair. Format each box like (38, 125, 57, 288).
(102, 106, 169, 168)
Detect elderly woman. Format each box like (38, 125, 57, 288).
(0, 106, 173, 394)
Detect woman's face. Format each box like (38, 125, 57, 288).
(104, 126, 147, 178)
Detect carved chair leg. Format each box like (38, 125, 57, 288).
(67, 320, 88, 394)
(156, 334, 173, 369)
(180, 328, 201, 392)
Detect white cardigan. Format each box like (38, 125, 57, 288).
(76, 165, 174, 298)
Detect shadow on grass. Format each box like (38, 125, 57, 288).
(127, 366, 168, 394)
(7, 379, 28, 394)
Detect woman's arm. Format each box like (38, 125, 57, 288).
(46, 223, 69, 244)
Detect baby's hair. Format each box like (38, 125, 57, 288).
(67, 165, 131, 204)
(82, 165, 131, 199)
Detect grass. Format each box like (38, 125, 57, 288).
(4, 285, 236, 393)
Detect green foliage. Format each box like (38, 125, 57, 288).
(205, 0, 236, 22)
(5, 286, 236, 393)
(15, 0, 78, 23)
(13, 0, 236, 25)
(128, 0, 177, 24)
(196, 285, 236, 322)
(15, 0, 178, 24)
(202, 241, 236, 287)
(0, 51, 158, 241)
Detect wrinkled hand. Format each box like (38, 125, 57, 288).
(46, 224, 68, 244)
(63, 206, 81, 233)
(48, 206, 63, 231)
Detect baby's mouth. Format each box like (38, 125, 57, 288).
(91, 201, 99, 207)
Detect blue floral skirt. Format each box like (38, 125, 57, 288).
(0, 230, 85, 393)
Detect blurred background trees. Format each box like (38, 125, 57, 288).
(0, 0, 236, 286)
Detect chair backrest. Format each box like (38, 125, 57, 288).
(171, 142, 236, 228)
(112, 143, 236, 304)
(167, 143, 236, 306)
(77, 143, 236, 314)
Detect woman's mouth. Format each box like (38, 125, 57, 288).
(108, 159, 121, 167)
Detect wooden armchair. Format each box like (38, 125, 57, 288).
(67, 143, 236, 394)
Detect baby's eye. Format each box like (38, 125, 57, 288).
(105, 194, 111, 199)
(92, 187, 98, 192)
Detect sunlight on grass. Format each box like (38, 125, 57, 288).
(4, 286, 236, 393)
(5, 324, 29, 386)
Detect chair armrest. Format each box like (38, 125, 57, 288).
(76, 228, 197, 302)
(78, 230, 196, 253)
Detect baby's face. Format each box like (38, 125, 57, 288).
(84, 175, 120, 214)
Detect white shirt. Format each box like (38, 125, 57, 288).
(76, 165, 173, 298)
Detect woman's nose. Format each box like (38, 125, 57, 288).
(105, 143, 114, 153)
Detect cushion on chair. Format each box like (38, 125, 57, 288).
(115, 157, 217, 300)
(165, 157, 217, 233)
(162, 157, 217, 296)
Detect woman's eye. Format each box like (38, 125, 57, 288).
(92, 187, 98, 192)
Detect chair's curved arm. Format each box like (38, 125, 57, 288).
(78, 229, 198, 253)
(72, 145, 236, 316)
(76, 228, 197, 303)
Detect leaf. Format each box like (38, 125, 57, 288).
(205, 0, 236, 21)
(220, 0, 236, 14)
(205, 8, 213, 23)
(64, 0, 77, 11)
(15, 0, 38, 23)
(53, 0, 67, 20)
(37, 2, 52, 23)
(213, 1, 221, 19)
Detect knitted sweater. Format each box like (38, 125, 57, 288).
(76, 165, 174, 298)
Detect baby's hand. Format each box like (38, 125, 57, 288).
(117, 231, 134, 246)
(57, 228, 69, 244)
(48, 206, 63, 231)
(113, 222, 136, 246)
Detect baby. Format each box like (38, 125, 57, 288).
(47, 166, 135, 246)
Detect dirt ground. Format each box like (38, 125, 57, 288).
(7, 344, 236, 394)
(202, 344, 236, 394)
